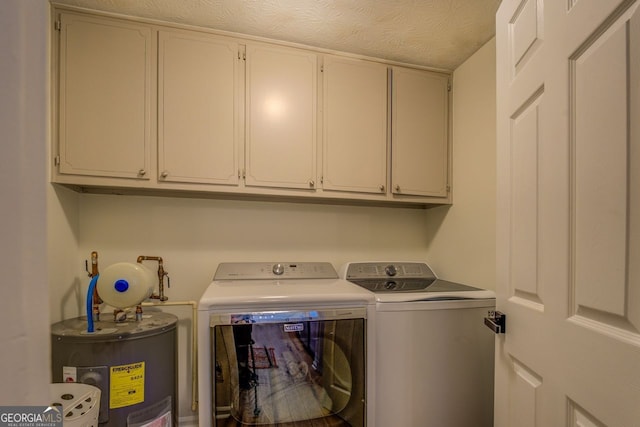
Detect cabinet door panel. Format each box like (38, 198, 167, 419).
(58, 12, 152, 179)
(245, 44, 317, 190)
(158, 31, 240, 185)
(322, 56, 387, 194)
(392, 67, 449, 197)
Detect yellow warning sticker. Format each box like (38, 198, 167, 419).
(110, 361, 145, 409)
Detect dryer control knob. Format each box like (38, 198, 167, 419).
(384, 281, 398, 290)
(385, 264, 398, 276)
(272, 263, 285, 275)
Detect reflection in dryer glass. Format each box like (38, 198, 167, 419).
(213, 319, 364, 426)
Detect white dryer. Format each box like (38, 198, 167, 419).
(198, 262, 376, 427)
(340, 261, 495, 427)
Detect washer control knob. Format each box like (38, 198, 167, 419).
(384, 281, 397, 290)
(272, 263, 285, 275)
(384, 264, 398, 276)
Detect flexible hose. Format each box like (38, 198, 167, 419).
(86, 274, 100, 333)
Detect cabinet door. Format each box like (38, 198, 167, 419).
(158, 31, 240, 185)
(322, 56, 388, 194)
(57, 12, 152, 180)
(391, 67, 450, 197)
(245, 44, 317, 190)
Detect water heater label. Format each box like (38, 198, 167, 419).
(62, 366, 77, 383)
(110, 362, 145, 409)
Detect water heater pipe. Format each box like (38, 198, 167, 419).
(137, 255, 169, 301)
(142, 300, 198, 412)
(90, 251, 101, 321)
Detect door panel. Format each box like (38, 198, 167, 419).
(510, 0, 543, 75)
(158, 31, 240, 185)
(322, 55, 387, 194)
(391, 68, 449, 197)
(496, 0, 640, 426)
(570, 4, 640, 335)
(58, 12, 152, 179)
(509, 88, 544, 309)
(508, 358, 541, 427)
(245, 44, 317, 190)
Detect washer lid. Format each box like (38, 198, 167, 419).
(349, 278, 480, 293)
(348, 278, 496, 302)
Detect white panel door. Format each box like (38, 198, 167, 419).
(322, 55, 388, 194)
(245, 44, 317, 190)
(496, 0, 640, 426)
(158, 30, 241, 185)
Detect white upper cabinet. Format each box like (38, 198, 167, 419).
(322, 55, 388, 194)
(56, 12, 153, 180)
(158, 30, 241, 186)
(52, 7, 452, 206)
(391, 67, 450, 198)
(245, 43, 318, 190)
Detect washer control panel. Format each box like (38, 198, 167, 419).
(345, 262, 436, 280)
(344, 262, 444, 293)
(214, 262, 339, 280)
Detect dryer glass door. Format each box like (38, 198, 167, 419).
(210, 308, 366, 426)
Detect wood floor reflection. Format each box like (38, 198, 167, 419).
(216, 414, 350, 427)
(215, 323, 354, 427)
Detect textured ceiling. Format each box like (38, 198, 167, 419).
(53, 0, 501, 70)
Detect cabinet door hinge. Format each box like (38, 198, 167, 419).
(54, 155, 60, 166)
(447, 80, 452, 92)
(55, 20, 61, 31)
(320, 65, 324, 73)
(446, 184, 451, 192)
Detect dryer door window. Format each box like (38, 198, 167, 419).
(212, 316, 365, 426)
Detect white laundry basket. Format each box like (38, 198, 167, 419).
(50, 383, 101, 427)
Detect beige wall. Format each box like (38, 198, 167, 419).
(54, 195, 431, 321)
(48, 185, 82, 323)
(425, 39, 497, 290)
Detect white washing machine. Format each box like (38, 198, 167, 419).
(198, 262, 376, 427)
(340, 261, 495, 427)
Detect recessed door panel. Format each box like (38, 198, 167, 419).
(570, 9, 640, 338)
(510, 89, 544, 309)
